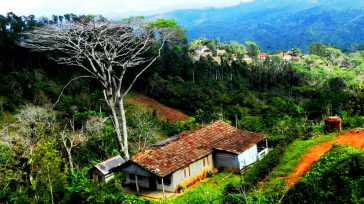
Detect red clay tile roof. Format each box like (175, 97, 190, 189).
(258, 53, 269, 58)
(131, 120, 267, 177)
(213, 131, 267, 154)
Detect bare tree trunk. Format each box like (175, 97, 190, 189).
(192, 69, 195, 84)
(66, 149, 74, 172)
(47, 165, 54, 204)
(110, 103, 124, 152)
(119, 97, 130, 159)
(104, 90, 125, 153)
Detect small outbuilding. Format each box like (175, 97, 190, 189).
(89, 155, 126, 182)
(325, 117, 342, 132)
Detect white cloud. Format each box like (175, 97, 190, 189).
(0, 0, 253, 19)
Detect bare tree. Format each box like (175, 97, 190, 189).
(22, 18, 176, 158)
(60, 118, 86, 172)
(128, 106, 159, 151)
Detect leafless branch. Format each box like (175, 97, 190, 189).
(52, 75, 96, 109)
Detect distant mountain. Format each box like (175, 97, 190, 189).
(159, 0, 364, 51)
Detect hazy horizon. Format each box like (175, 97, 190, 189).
(0, 0, 253, 19)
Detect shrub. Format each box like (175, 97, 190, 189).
(0, 143, 10, 165)
(243, 145, 285, 187)
(284, 145, 364, 204)
(223, 145, 285, 195)
(177, 184, 187, 193)
(222, 193, 246, 204)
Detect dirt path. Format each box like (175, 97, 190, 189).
(129, 94, 189, 124)
(287, 129, 364, 186)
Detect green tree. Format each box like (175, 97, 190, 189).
(245, 41, 260, 58)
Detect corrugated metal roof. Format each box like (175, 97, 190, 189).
(94, 155, 126, 175)
(131, 120, 267, 177)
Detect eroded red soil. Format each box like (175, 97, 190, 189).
(129, 94, 189, 124)
(287, 129, 364, 186)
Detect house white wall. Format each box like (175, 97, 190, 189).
(258, 148, 269, 160)
(162, 153, 214, 192)
(238, 144, 258, 169)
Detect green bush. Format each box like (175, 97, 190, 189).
(0, 143, 10, 165)
(344, 116, 364, 128)
(246, 146, 284, 184)
(222, 193, 246, 204)
(284, 145, 364, 204)
(223, 145, 285, 198)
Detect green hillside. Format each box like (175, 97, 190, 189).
(0, 12, 364, 203)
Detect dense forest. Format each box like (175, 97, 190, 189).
(0, 12, 363, 203)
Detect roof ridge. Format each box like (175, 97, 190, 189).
(149, 120, 226, 148)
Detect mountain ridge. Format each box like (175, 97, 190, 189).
(158, 0, 364, 51)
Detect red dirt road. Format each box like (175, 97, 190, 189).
(287, 129, 364, 186)
(129, 94, 189, 124)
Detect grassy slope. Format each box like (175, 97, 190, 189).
(247, 133, 337, 202)
(162, 172, 240, 204)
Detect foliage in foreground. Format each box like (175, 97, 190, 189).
(167, 172, 239, 204)
(222, 134, 336, 204)
(284, 145, 364, 204)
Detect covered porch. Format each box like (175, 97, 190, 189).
(257, 138, 269, 160)
(116, 162, 174, 196)
(122, 185, 175, 200)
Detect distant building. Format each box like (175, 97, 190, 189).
(89, 155, 126, 182)
(292, 56, 302, 61)
(191, 45, 213, 61)
(283, 53, 293, 61)
(257, 53, 269, 60)
(116, 121, 268, 193)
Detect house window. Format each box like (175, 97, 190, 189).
(183, 166, 190, 178)
(202, 156, 209, 167)
(129, 174, 142, 180)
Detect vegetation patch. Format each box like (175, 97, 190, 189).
(165, 172, 239, 204)
(284, 145, 364, 203)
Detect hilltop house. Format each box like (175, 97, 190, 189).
(116, 121, 268, 193)
(257, 53, 270, 61)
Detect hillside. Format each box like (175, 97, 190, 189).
(161, 0, 364, 51)
(287, 129, 364, 185)
(128, 94, 189, 124)
(1, 11, 364, 203)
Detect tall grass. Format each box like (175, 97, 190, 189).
(164, 172, 239, 204)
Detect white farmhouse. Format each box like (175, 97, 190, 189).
(116, 120, 268, 193)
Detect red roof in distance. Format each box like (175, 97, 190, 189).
(258, 53, 269, 58)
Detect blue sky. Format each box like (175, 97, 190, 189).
(0, 0, 252, 19)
